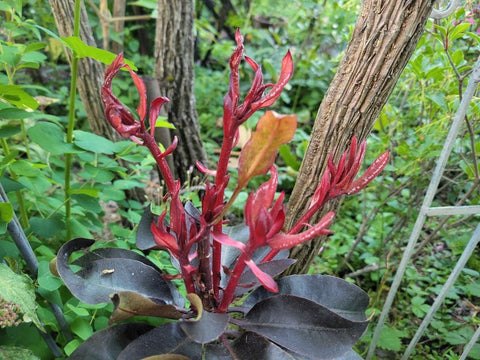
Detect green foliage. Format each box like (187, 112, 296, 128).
(377, 326, 409, 352)
(0, 263, 42, 329)
(0, 346, 40, 360)
(1, 0, 479, 358)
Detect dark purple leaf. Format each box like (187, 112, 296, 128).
(136, 206, 157, 250)
(184, 200, 201, 222)
(202, 344, 232, 360)
(338, 350, 364, 360)
(117, 322, 202, 360)
(239, 294, 368, 359)
(243, 275, 369, 322)
(230, 332, 298, 360)
(72, 246, 159, 270)
(180, 311, 229, 344)
(57, 238, 177, 305)
(68, 323, 154, 360)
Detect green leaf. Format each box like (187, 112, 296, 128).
(0, 124, 21, 138)
(237, 111, 297, 189)
(9, 160, 41, 177)
(0, 346, 40, 360)
(73, 130, 117, 154)
(80, 164, 115, 183)
(64, 339, 82, 357)
(154, 117, 176, 129)
(71, 317, 93, 340)
(23, 42, 46, 53)
(27, 121, 79, 154)
(0, 202, 13, 222)
(0, 84, 38, 110)
(67, 218, 93, 239)
(449, 23, 471, 42)
(29, 217, 64, 238)
(0, 107, 32, 120)
(465, 282, 480, 297)
(0, 263, 43, 330)
(0, 176, 25, 192)
(444, 327, 474, 345)
(278, 144, 300, 170)
(69, 187, 100, 197)
(61, 36, 137, 70)
(113, 179, 146, 190)
(377, 326, 406, 351)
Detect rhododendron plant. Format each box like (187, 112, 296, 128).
(57, 30, 388, 360)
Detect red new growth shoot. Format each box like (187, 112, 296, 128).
(101, 32, 388, 314)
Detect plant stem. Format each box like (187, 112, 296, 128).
(1, 138, 29, 228)
(141, 133, 176, 193)
(212, 132, 236, 299)
(217, 251, 249, 313)
(64, 0, 81, 240)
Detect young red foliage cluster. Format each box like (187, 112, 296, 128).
(101, 30, 388, 313)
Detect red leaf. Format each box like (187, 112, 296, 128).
(347, 151, 389, 195)
(212, 232, 247, 252)
(268, 212, 335, 250)
(237, 111, 297, 189)
(149, 97, 170, 137)
(251, 50, 293, 110)
(245, 259, 278, 293)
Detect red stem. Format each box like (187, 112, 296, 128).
(217, 250, 249, 312)
(212, 126, 237, 299)
(142, 133, 176, 194)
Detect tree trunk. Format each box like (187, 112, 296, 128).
(49, 0, 118, 141)
(111, 0, 127, 54)
(284, 0, 436, 275)
(154, 0, 207, 183)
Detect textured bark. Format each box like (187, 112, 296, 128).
(49, 0, 118, 140)
(284, 0, 436, 275)
(111, 0, 127, 53)
(154, 0, 207, 183)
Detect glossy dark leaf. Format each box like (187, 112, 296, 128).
(231, 332, 297, 360)
(136, 206, 157, 250)
(142, 355, 191, 360)
(239, 294, 368, 359)
(233, 259, 296, 297)
(337, 350, 363, 360)
(243, 275, 369, 322)
(68, 323, 154, 360)
(202, 344, 232, 360)
(109, 291, 184, 324)
(117, 322, 202, 360)
(72, 246, 159, 270)
(180, 310, 229, 344)
(57, 238, 176, 305)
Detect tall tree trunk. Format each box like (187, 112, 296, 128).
(111, 0, 126, 54)
(49, 0, 118, 141)
(284, 0, 436, 275)
(154, 0, 207, 183)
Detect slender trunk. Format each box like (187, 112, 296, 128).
(112, 0, 126, 54)
(154, 0, 207, 184)
(285, 0, 436, 275)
